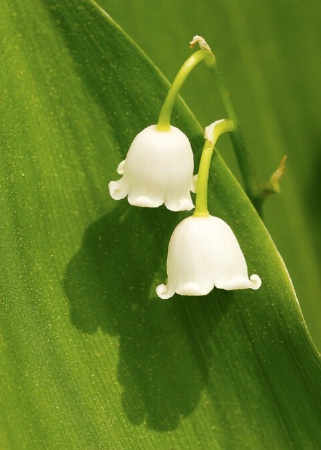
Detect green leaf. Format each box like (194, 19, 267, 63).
(1, 1, 321, 449)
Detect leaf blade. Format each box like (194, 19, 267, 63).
(1, 1, 321, 449)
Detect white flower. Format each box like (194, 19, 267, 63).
(108, 125, 195, 211)
(156, 215, 261, 299)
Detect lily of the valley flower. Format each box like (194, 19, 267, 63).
(156, 215, 261, 299)
(108, 125, 195, 211)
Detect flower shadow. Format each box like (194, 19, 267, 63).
(64, 203, 232, 431)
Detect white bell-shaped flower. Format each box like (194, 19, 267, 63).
(156, 215, 261, 299)
(108, 125, 195, 211)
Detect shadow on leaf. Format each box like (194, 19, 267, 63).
(64, 203, 231, 431)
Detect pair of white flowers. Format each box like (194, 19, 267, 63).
(109, 124, 261, 299)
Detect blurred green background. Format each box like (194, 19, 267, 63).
(101, 0, 321, 349)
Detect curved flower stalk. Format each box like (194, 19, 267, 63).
(109, 45, 215, 211)
(156, 119, 262, 299)
(156, 215, 261, 299)
(108, 125, 195, 211)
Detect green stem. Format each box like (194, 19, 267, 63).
(156, 50, 215, 131)
(209, 63, 261, 207)
(194, 119, 235, 217)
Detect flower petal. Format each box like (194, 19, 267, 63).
(128, 193, 164, 208)
(109, 125, 195, 211)
(117, 160, 126, 175)
(156, 215, 261, 298)
(215, 274, 261, 290)
(165, 196, 194, 212)
(108, 180, 128, 200)
(156, 283, 174, 300)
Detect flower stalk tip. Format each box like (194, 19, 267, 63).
(189, 35, 216, 66)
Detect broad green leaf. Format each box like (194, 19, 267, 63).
(1, 1, 321, 449)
